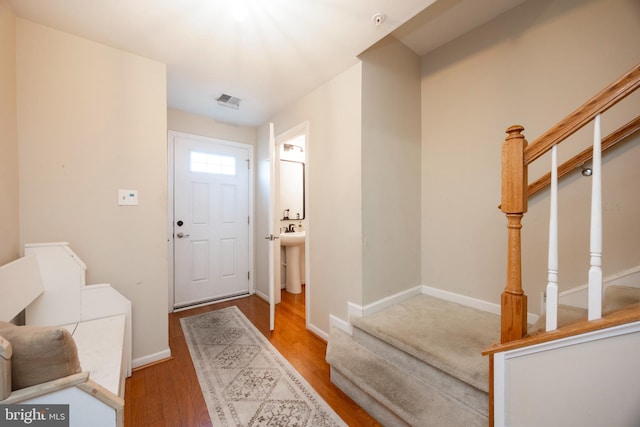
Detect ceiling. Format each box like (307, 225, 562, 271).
(10, 0, 525, 127)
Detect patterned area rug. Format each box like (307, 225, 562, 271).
(181, 306, 347, 427)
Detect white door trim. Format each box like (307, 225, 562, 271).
(167, 130, 254, 312)
(275, 121, 310, 331)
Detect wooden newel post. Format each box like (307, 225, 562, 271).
(500, 125, 528, 343)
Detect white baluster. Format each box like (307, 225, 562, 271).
(546, 145, 558, 331)
(588, 114, 603, 321)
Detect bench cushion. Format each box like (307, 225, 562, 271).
(0, 321, 81, 390)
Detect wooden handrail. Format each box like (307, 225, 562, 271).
(524, 64, 640, 165)
(484, 303, 640, 427)
(483, 302, 640, 356)
(528, 115, 640, 196)
(492, 64, 640, 427)
(498, 64, 640, 345)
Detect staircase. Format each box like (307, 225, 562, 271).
(326, 285, 640, 426)
(326, 294, 500, 427)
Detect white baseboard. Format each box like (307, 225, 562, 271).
(558, 265, 640, 309)
(421, 285, 539, 325)
(421, 285, 501, 315)
(359, 286, 423, 317)
(329, 314, 352, 335)
(255, 289, 268, 302)
(132, 348, 172, 369)
(308, 321, 329, 341)
(603, 265, 640, 286)
(339, 286, 422, 334)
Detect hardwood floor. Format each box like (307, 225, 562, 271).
(124, 287, 381, 426)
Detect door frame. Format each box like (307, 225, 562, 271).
(275, 121, 310, 330)
(167, 130, 255, 312)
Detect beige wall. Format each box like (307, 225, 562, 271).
(256, 37, 420, 333)
(167, 108, 256, 145)
(360, 36, 422, 305)
(17, 20, 169, 363)
(421, 0, 640, 311)
(0, 0, 19, 265)
(257, 63, 363, 334)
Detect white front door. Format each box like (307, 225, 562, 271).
(173, 133, 251, 308)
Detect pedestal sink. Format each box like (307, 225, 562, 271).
(280, 231, 305, 294)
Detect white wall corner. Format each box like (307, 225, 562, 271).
(329, 314, 352, 336)
(326, 301, 363, 337)
(132, 348, 171, 370)
(333, 287, 425, 337)
(362, 286, 422, 317)
(348, 301, 363, 321)
(254, 289, 268, 302)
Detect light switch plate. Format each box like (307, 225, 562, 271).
(118, 189, 138, 206)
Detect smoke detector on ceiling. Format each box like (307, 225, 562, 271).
(372, 13, 385, 26)
(217, 93, 241, 109)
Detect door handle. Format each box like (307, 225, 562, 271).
(264, 234, 279, 241)
(176, 232, 190, 238)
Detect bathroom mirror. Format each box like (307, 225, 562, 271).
(280, 160, 305, 220)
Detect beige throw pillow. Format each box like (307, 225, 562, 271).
(0, 321, 81, 390)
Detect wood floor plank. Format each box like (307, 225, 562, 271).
(125, 287, 381, 426)
(154, 358, 182, 427)
(142, 367, 164, 426)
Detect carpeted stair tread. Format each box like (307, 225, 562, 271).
(529, 304, 587, 333)
(326, 327, 486, 427)
(530, 285, 640, 333)
(351, 295, 499, 392)
(603, 285, 640, 314)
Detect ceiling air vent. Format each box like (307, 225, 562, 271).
(217, 93, 241, 109)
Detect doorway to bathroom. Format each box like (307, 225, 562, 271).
(274, 122, 309, 326)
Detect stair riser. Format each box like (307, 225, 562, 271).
(330, 367, 413, 427)
(353, 326, 488, 416)
(327, 328, 488, 426)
